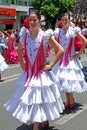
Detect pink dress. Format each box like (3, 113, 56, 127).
(46, 44, 51, 57)
(74, 36, 83, 51)
(4, 33, 19, 63)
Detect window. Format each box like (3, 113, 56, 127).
(1, 0, 11, 4)
(1, 0, 29, 5)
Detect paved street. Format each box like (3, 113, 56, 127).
(0, 52, 87, 130)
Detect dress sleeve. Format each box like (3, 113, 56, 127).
(81, 28, 87, 35)
(43, 29, 53, 44)
(71, 27, 81, 38)
(53, 28, 60, 38)
(19, 26, 27, 45)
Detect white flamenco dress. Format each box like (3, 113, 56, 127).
(0, 53, 8, 72)
(53, 26, 87, 93)
(4, 27, 64, 124)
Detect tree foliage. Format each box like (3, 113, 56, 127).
(30, 0, 76, 29)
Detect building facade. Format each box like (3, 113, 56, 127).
(0, 0, 31, 30)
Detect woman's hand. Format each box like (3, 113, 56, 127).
(72, 53, 80, 60)
(43, 64, 52, 71)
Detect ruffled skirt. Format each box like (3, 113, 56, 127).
(4, 70, 64, 124)
(4, 48, 19, 64)
(53, 59, 87, 93)
(0, 54, 9, 71)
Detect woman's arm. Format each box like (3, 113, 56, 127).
(77, 32, 87, 51)
(17, 26, 28, 70)
(17, 43, 25, 70)
(73, 32, 87, 60)
(43, 36, 64, 71)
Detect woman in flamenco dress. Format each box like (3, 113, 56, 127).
(4, 11, 65, 130)
(4, 30, 19, 64)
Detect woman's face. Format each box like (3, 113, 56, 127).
(61, 15, 70, 28)
(29, 13, 41, 31)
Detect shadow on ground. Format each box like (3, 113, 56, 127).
(62, 102, 84, 115)
(16, 103, 83, 130)
(16, 122, 59, 130)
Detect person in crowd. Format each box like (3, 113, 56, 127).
(4, 30, 19, 64)
(0, 32, 4, 53)
(4, 11, 64, 130)
(3, 31, 9, 47)
(0, 31, 4, 43)
(0, 31, 7, 55)
(81, 27, 87, 39)
(53, 12, 87, 109)
(12, 29, 19, 45)
(1, 31, 9, 55)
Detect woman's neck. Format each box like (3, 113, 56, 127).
(63, 26, 69, 34)
(30, 29, 39, 39)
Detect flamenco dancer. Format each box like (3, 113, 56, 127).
(4, 30, 19, 64)
(4, 11, 65, 130)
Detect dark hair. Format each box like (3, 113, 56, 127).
(29, 11, 41, 20)
(61, 12, 70, 19)
(7, 30, 12, 34)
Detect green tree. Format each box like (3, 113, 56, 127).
(30, 0, 76, 29)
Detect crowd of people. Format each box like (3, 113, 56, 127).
(0, 11, 87, 130)
(0, 29, 19, 62)
(0, 29, 20, 81)
(0, 29, 19, 81)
